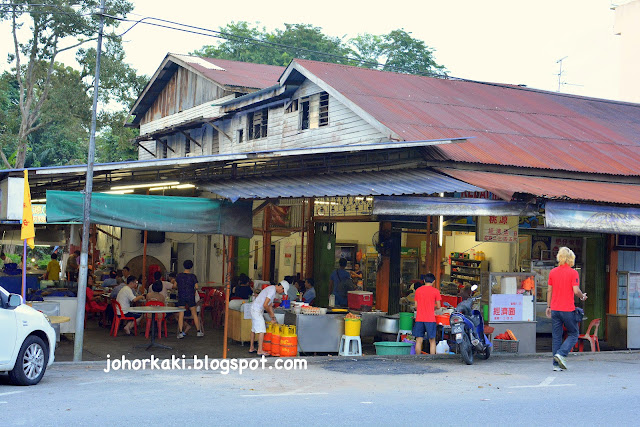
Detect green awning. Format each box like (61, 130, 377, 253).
(46, 190, 253, 238)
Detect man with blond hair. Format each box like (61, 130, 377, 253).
(546, 247, 587, 371)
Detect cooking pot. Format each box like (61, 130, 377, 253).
(377, 315, 399, 334)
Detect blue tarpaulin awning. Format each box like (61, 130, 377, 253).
(45, 191, 253, 238)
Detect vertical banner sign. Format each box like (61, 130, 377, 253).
(21, 170, 35, 249)
(476, 215, 518, 242)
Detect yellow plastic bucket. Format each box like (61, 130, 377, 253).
(344, 318, 361, 336)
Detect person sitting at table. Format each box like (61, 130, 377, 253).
(147, 280, 166, 304)
(116, 275, 145, 335)
(102, 270, 118, 288)
(233, 275, 253, 300)
(42, 252, 61, 281)
(303, 278, 316, 305)
(85, 275, 108, 325)
(156, 271, 175, 299)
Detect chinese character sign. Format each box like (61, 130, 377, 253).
(490, 294, 524, 321)
(477, 216, 519, 243)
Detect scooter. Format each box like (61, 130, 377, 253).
(449, 285, 492, 365)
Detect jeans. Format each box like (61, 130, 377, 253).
(551, 310, 579, 365)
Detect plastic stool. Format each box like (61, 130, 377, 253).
(397, 329, 412, 342)
(338, 335, 362, 356)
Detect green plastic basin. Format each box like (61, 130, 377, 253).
(374, 341, 414, 355)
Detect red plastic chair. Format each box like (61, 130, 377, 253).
(110, 300, 138, 337)
(144, 301, 167, 339)
(577, 318, 601, 352)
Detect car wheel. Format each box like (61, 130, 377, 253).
(8, 335, 48, 386)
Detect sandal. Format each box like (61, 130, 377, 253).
(248, 349, 257, 353)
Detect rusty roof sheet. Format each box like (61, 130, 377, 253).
(177, 56, 284, 89)
(438, 168, 640, 205)
(293, 60, 640, 176)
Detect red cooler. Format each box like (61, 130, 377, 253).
(347, 291, 373, 310)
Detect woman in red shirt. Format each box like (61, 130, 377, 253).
(546, 247, 587, 371)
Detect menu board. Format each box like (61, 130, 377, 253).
(490, 294, 523, 322)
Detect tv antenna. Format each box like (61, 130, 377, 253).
(555, 56, 583, 92)
(556, 56, 568, 92)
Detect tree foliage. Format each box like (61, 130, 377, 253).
(0, 0, 140, 169)
(193, 22, 446, 76)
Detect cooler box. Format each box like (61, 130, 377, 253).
(348, 291, 373, 310)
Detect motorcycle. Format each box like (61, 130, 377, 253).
(449, 285, 492, 365)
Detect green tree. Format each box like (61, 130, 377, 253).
(194, 22, 445, 77)
(0, 0, 135, 169)
(378, 29, 445, 76)
(193, 21, 350, 67)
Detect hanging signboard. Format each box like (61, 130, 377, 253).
(476, 215, 518, 243)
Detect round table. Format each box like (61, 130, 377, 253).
(126, 306, 185, 350)
(48, 316, 71, 324)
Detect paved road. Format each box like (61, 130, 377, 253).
(1, 351, 639, 426)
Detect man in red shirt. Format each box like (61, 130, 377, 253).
(412, 273, 442, 355)
(546, 247, 587, 371)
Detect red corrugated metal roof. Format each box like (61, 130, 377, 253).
(437, 169, 640, 205)
(180, 56, 284, 89)
(293, 59, 640, 176)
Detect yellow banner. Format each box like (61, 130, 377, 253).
(21, 170, 35, 249)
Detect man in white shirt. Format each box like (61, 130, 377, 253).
(116, 276, 145, 335)
(249, 281, 287, 356)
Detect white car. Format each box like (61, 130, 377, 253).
(0, 286, 56, 385)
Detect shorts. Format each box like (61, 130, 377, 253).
(251, 309, 266, 334)
(177, 295, 196, 308)
(412, 321, 437, 339)
(125, 312, 142, 319)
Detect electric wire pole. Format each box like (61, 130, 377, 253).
(74, 0, 105, 361)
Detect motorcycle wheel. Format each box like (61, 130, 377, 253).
(461, 333, 474, 365)
(479, 343, 491, 360)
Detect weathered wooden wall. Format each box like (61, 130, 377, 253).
(140, 68, 230, 126)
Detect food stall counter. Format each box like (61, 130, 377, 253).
(284, 311, 345, 353)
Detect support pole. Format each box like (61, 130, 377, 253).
(21, 240, 27, 300)
(261, 205, 272, 282)
(74, 0, 105, 362)
(300, 200, 305, 280)
(222, 236, 234, 359)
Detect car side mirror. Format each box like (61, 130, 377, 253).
(8, 294, 22, 308)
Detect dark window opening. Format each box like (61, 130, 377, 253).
(286, 99, 298, 113)
(161, 142, 167, 159)
(237, 129, 244, 143)
(185, 138, 190, 156)
(248, 109, 269, 140)
(319, 92, 329, 126)
(300, 98, 310, 130)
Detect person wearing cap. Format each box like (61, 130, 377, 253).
(249, 281, 287, 355)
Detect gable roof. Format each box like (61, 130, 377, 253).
(286, 59, 640, 176)
(128, 54, 284, 125)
